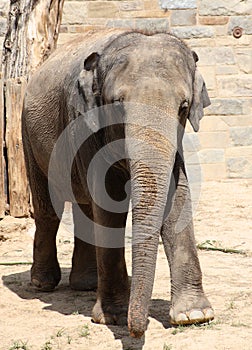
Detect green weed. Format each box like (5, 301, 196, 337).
(9, 340, 29, 350)
(226, 300, 236, 310)
(56, 328, 65, 337)
(171, 320, 220, 335)
(41, 341, 52, 350)
(171, 325, 187, 335)
(79, 324, 90, 337)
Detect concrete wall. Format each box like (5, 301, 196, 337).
(1, 0, 251, 180)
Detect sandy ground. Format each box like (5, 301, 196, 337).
(0, 179, 252, 350)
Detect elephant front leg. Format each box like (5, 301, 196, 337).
(161, 153, 214, 325)
(91, 205, 130, 326)
(92, 246, 130, 325)
(70, 204, 97, 291)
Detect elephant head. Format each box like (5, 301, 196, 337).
(78, 32, 210, 337)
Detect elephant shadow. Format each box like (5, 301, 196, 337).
(2, 268, 172, 350)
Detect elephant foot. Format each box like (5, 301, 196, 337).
(69, 269, 98, 291)
(92, 299, 128, 326)
(31, 262, 61, 292)
(169, 294, 214, 326)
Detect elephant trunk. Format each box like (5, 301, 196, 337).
(125, 108, 178, 337)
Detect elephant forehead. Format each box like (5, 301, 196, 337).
(129, 47, 188, 69)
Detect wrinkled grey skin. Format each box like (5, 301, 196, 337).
(22, 29, 214, 338)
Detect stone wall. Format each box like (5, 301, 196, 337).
(1, 0, 251, 180)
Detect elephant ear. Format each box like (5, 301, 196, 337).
(77, 52, 101, 132)
(188, 67, 211, 132)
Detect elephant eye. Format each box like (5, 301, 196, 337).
(179, 99, 189, 116)
(113, 96, 124, 104)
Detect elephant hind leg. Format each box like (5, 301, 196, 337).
(24, 141, 64, 291)
(70, 203, 97, 291)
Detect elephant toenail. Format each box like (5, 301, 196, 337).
(204, 308, 214, 319)
(189, 310, 204, 321)
(176, 313, 188, 322)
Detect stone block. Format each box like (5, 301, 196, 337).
(228, 16, 252, 35)
(144, 0, 162, 10)
(216, 65, 239, 75)
(230, 127, 252, 146)
(119, 1, 143, 12)
(216, 36, 251, 47)
(200, 116, 229, 132)
(192, 48, 215, 66)
(185, 164, 202, 183)
(198, 149, 225, 164)
(199, 0, 252, 16)
(226, 146, 252, 158)
(235, 48, 252, 74)
(199, 66, 216, 90)
(217, 76, 252, 97)
(62, 2, 88, 25)
(120, 9, 168, 19)
(170, 10, 196, 26)
(198, 131, 229, 149)
(222, 115, 252, 128)
(184, 151, 199, 165)
(215, 25, 229, 37)
(87, 2, 119, 19)
(195, 47, 235, 66)
(215, 47, 236, 65)
(204, 98, 244, 116)
(183, 133, 201, 152)
(186, 38, 215, 48)
(199, 16, 229, 26)
(227, 157, 252, 178)
(159, 0, 197, 10)
(201, 163, 226, 180)
(172, 26, 215, 39)
(107, 19, 135, 30)
(57, 33, 78, 46)
(208, 90, 217, 99)
(135, 18, 169, 33)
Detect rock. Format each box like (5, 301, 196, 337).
(235, 48, 252, 74)
(227, 157, 252, 178)
(170, 10, 196, 26)
(205, 98, 243, 115)
(199, 0, 252, 16)
(160, 0, 197, 10)
(172, 26, 215, 39)
(217, 76, 252, 97)
(228, 16, 252, 35)
(230, 127, 252, 146)
(135, 18, 169, 32)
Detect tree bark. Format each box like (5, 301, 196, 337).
(1, 0, 64, 217)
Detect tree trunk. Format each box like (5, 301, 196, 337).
(1, 0, 64, 217)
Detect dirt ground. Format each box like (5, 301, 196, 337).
(0, 179, 252, 350)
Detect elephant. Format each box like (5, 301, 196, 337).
(22, 28, 214, 338)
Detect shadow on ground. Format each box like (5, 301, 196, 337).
(2, 268, 172, 350)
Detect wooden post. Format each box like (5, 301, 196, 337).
(5, 78, 29, 217)
(1, 0, 64, 217)
(0, 77, 5, 218)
